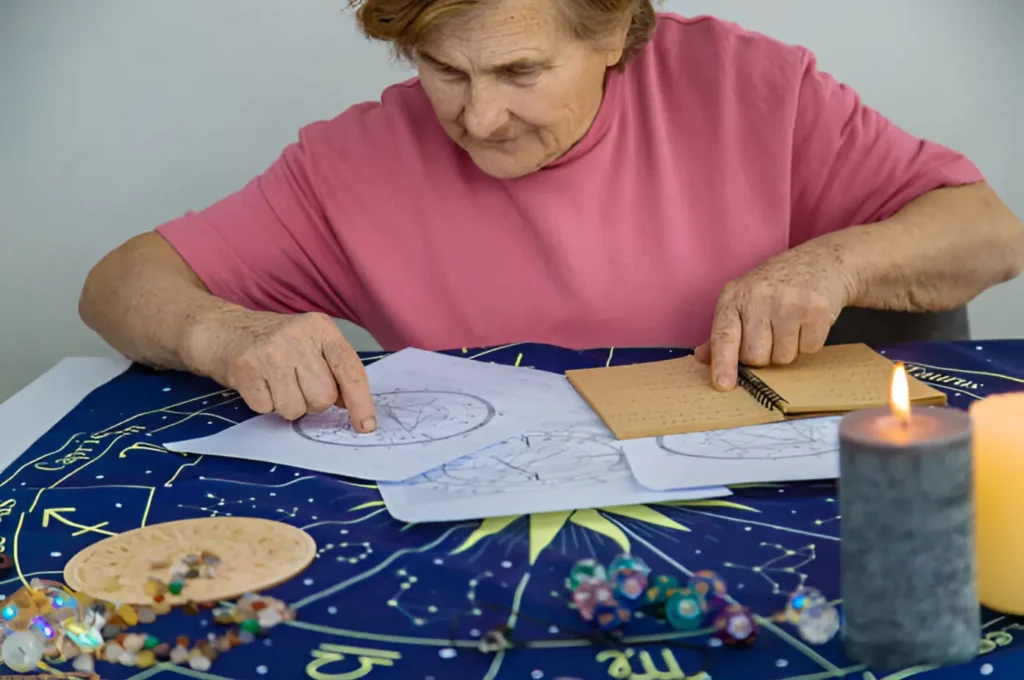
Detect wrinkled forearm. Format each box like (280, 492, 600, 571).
(79, 232, 236, 372)
(811, 182, 1024, 312)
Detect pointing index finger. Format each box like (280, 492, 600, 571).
(709, 304, 742, 391)
(322, 340, 377, 433)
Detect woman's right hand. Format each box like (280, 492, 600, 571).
(183, 309, 377, 430)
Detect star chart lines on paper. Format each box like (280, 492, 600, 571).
(293, 389, 497, 447)
(410, 425, 627, 496)
(656, 419, 839, 461)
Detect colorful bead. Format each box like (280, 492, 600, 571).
(643, 575, 680, 606)
(687, 570, 728, 601)
(137, 649, 157, 668)
(572, 580, 615, 621)
(611, 568, 649, 606)
(568, 558, 607, 590)
(796, 603, 841, 644)
(609, 553, 651, 579)
(712, 604, 758, 647)
(785, 586, 827, 624)
(169, 645, 189, 664)
(593, 600, 632, 633)
(665, 588, 706, 631)
(1, 630, 44, 672)
(241, 618, 261, 634)
(168, 581, 184, 595)
(1, 603, 17, 621)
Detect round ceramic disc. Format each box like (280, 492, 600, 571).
(63, 517, 316, 605)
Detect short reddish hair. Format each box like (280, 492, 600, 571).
(349, 0, 657, 68)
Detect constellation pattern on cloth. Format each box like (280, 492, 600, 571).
(293, 390, 496, 448)
(3, 343, 1023, 680)
(411, 426, 626, 495)
(655, 418, 840, 461)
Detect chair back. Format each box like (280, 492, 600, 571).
(826, 306, 971, 346)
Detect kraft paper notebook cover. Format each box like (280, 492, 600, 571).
(565, 343, 946, 440)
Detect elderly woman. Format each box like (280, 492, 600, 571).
(80, 0, 1023, 432)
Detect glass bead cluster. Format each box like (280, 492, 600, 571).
(0, 576, 295, 674)
(568, 555, 840, 648)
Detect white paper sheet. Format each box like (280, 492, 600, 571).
(621, 416, 842, 490)
(164, 348, 601, 482)
(378, 378, 731, 522)
(0, 356, 131, 475)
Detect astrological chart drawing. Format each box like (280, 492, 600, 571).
(379, 423, 730, 522)
(655, 417, 841, 461)
(293, 390, 496, 448)
(414, 427, 625, 495)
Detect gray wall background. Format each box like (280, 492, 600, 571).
(2, 0, 1022, 402)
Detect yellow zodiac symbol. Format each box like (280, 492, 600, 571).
(306, 643, 401, 680)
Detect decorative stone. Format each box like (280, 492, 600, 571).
(73, 652, 95, 673)
(258, 607, 283, 629)
(137, 606, 157, 624)
(168, 581, 184, 595)
(137, 649, 157, 668)
(119, 650, 139, 667)
(186, 568, 201, 579)
(144, 578, 166, 597)
(169, 645, 190, 664)
(103, 642, 125, 663)
(122, 634, 143, 653)
(241, 618, 261, 634)
(101, 623, 123, 639)
(153, 642, 172, 659)
(238, 630, 256, 645)
(183, 554, 201, 566)
(189, 652, 213, 671)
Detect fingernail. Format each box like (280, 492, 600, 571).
(360, 417, 376, 433)
(714, 374, 729, 389)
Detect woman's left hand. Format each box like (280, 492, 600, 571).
(694, 243, 858, 390)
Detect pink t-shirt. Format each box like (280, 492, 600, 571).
(157, 13, 983, 351)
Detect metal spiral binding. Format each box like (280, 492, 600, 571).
(737, 367, 786, 412)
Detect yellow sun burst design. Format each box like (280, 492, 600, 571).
(450, 499, 760, 564)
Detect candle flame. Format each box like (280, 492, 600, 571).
(890, 362, 911, 426)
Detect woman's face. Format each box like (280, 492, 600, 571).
(416, 0, 627, 179)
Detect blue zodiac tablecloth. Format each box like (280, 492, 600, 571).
(2, 340, 1023, 680)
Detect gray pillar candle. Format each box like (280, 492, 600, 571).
(839, 404, 979, 670)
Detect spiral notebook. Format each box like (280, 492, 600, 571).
(565, 343, 946, 440)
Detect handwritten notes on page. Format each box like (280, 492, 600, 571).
(566, 356, 782, 439)
(378, 377, 731, 522)
(746, 343, 946, 414)
(622, 416, 842, 490)
(164, 349, 586, 482)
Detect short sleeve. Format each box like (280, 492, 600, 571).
(788, 50, 985, 246)
(156, 129, 359, 321)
